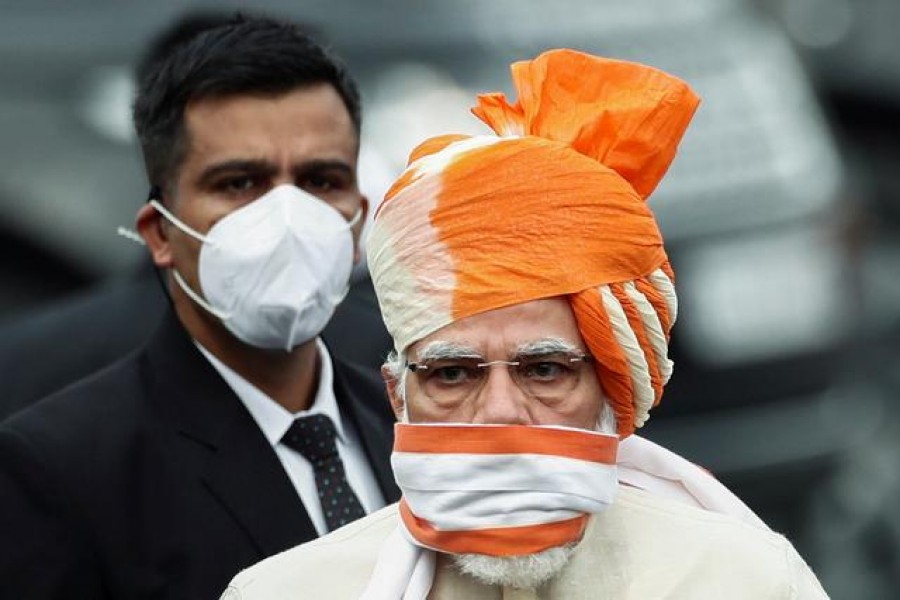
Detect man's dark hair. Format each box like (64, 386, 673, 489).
(134, 11, 237, 86)
(132, 13, 361, 194)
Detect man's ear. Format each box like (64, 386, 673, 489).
(135, 203, 173, 268)
(381, 364, 405, 421)
(352, 195, 369, 264)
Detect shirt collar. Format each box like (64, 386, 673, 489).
(195, 338, 347, 447)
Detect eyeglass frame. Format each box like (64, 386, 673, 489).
(404, 350, 594, 403)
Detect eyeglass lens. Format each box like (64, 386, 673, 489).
(410, 352, 590, 404)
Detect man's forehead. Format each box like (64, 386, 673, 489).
(182, 85, 357, 149)
(175, 86, 359, 179)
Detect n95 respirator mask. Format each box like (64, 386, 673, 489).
(150, 184, 361, 351)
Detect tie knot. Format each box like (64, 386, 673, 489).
(282, 414, 339, 464)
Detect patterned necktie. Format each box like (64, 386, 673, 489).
(282, 414, 366, 532)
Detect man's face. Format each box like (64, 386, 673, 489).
(140, 83, 365, 323)
(400, 297, 602, 429)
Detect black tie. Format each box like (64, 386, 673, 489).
(282, 414, 366, 532)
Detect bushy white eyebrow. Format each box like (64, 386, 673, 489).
(413, 337, 582, 362)
(516, 338, 582, 357)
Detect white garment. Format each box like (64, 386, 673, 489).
(197, 339, 384, 534)
(360, 432, 772, 600)
(616, 433, 768, 528)
(222, 484, 829, 600)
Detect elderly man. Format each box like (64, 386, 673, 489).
(222, 49, 828, 599)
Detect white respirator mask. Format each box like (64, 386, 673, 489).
(150, 184, 362, 351)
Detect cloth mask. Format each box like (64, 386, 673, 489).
(363, 424, 768, 600)
(150, 184, 361, 350)
(391, 422, 619, 557)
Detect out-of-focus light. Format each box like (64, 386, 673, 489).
(651, 22, 844, 238)
(352, 143, 397, 279)
(365, 63, 483, 173)
(781, 0, 854, 49)
(677, 224, 850, 366)
(79, 66, 135, 144)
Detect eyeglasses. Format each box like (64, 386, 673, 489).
(406, 351, 593, 405)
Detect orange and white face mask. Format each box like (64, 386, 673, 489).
(392, 423, 619, 557)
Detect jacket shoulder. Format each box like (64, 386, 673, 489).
(2, 350, 146, 444)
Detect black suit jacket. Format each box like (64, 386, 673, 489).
(0, 268, 393, 420)
(0, 310, 400, 599)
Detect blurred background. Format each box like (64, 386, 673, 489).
(0, 0, 897, 596)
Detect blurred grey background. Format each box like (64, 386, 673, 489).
(1, 0, 898, 597)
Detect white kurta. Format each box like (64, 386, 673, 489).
(222, 484, 828, 599)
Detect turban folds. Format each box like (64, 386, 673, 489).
(367, 49, 700, 436)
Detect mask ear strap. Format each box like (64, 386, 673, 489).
(148, 198, 210, 244)
(115, 186, 164, 245)
(171, 269, 231, 321)
(144, 186, 228, 320)
(347, 205, 364, 228)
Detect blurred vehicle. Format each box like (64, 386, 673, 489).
(755, 1, 900, 597)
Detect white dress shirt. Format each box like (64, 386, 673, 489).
(196, 339, 385, 535)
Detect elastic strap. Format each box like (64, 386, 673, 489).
(171, 270, 230, 320)
(148, 199, 210, 244)
(347, 205, 364, 228)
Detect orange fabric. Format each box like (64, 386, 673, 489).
(380, 134, 474, 210)
(611, 283, 664, 405)
(635, 277, 672, 341)
(394, 423, 618, 464)
(570, 288, 636, 435)
(398, 499, 589, 557)
(407, 134, 471, 168)
(382, 168, 421, 210)
(660, 260, 676, 285)
(430, 137, 666, 320)
(472, 50, 700, 199)
(383, 51, 698, 327)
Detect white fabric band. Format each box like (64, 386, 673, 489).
(362, 433, 767, 600)
(599, 285, 655, 426)
(394, 452, 617, 531)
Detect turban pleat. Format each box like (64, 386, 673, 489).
(569, 287, 636, 431)
(610, 283, 664, 407)
(634, 277, 673, 342)
(625, 280, 674, 390)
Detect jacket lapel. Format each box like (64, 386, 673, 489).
(331, 356, 401, 504)
(144, 310, 317, 557)
(200, 412, 318, 555)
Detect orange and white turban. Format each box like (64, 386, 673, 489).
(368, 49, 699, 436)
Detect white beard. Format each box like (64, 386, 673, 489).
(451, 544, 576, 590)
